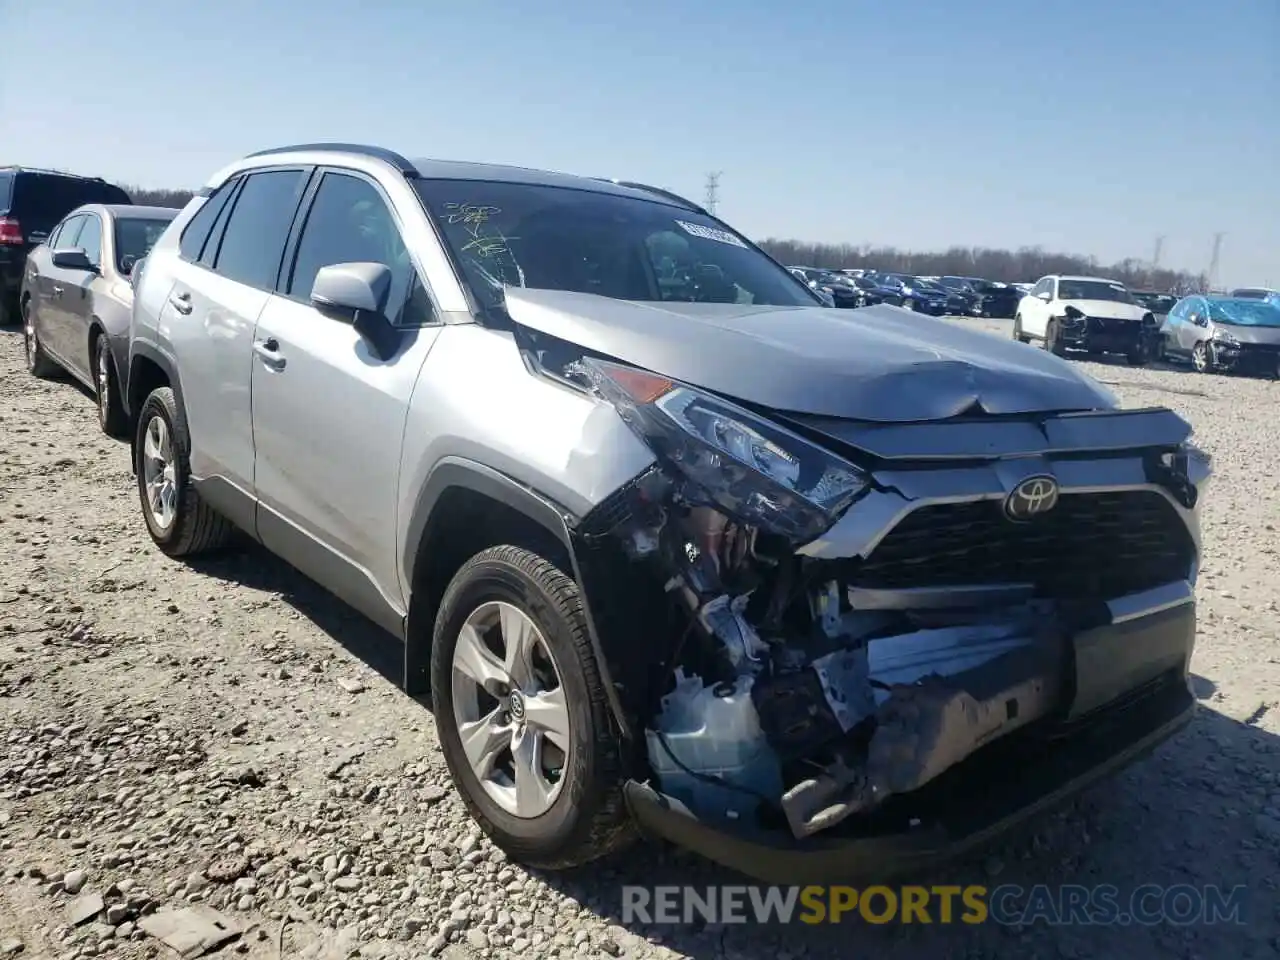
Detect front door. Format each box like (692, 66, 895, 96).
(249, 168, 443, 633)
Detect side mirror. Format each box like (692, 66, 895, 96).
(1036, 291, 1052, 301)
(121, 254, 138, 275)
(128, 257, 146, 290)
(311, 262, 401, 361)
(52, 247, 95, 272)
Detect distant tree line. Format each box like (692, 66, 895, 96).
(115, 183, 1207, 294)
(757, 239, 1208, 294)
(123, 186, 196, 209)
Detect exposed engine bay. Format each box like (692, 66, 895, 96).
(553, 349, 1207, 842)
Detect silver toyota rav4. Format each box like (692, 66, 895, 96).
(125, 143, 1210, 882)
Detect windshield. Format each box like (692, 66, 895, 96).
(114, 216, 174, 273)
(911, 278, 946, 293)
(1057, 279, 1134, 304)
(413, 180, 816, 310)
(1207, 299, 1280, 327)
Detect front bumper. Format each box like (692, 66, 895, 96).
(1059, 316, 1159, 354)
(625, 602, 1196, 884)
(1209, 340, 1280, 377)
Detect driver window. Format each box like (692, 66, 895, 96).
(287, 171, 434, 326)
(77, 215, 102, 269)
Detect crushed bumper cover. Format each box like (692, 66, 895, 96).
(624, 602, 1196, 884)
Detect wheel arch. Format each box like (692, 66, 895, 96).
(125, 344, 187, 469)
(402, 458, 634, 740)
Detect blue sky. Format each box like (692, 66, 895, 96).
(2, 0, 1276, 287)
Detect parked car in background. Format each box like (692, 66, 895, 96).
(123, 143, 1208, 883)
(1131, 291, 1178, 321)
(788, 266, 859, 308)
(1159, 295, 1280, 376)
(1230, 287, 1280, 308)
(1011, 282, 1033, 295)
(879, 273, 951, 315)
(0, 167, 132, 326)
(1014, 275, 1158, 365)
(938, 276, 1021, 319)
(21, 204, 177, 436)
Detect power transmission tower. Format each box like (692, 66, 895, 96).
(704, 171, 722, 215)
(1207, 233, 1224, 292)
(1152, 236, 1164, 270)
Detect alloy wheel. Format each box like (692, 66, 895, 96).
(23, 304, 37, 371)
(141, 415, 178, 531)
(451, 601, 570, 819)
(96, 341, 112, 423)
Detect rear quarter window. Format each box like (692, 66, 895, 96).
(0, 172, 13, 211)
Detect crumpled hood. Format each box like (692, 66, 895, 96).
(1060, 299, 1149, 321)
(1211, 322, 1280, 345)
(504, 289, 1118, 422)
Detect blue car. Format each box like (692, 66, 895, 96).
(879, 274, 951, 316)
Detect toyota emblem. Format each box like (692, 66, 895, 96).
(1004, 475, 1060, 522)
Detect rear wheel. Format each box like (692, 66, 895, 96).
(134, 387, 234, 556)
(431, 545, 633, 870)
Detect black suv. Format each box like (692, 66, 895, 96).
(0, 168, 132, 325)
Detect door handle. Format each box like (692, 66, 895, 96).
(169, 292, 193, 315)
(52, 285, 64, 297)
(254, 338, 286, 370)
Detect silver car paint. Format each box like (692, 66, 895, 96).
(133, 149, 655, 628)
(131, 147, 1203, 653)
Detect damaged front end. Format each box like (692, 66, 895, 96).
(562, 355, 1208, 879)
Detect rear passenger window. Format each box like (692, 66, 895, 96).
(213, 170, 306, 290)
(179, 181, 237, 262)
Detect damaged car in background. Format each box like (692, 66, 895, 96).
(132, 146, 1212, 884)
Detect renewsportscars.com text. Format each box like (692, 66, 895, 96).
(621, 884, 1248, 926)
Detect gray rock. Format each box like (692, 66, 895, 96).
(0, 938, 22, 956)
(465, 928, 488, 950)
(104, 904, 129, 924)
(62, 869, 86, 894)
(337, 678, 365, 694)
(67, 892, 104, 925)
(333, 877, 361, 892)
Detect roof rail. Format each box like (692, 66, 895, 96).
(596, 178, 708, 215)
(245, 143, 418, 176)
(0, 165, 108, 181)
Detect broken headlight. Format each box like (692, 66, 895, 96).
(576, 358, 868, 542)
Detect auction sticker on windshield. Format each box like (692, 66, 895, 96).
(676, 220, 748, 248)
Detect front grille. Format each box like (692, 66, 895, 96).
(851, 491, 1194, 599)
(1086, 316, 1138, 334)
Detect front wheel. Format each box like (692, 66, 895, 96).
(1192, 341, 1213, 373)
(94, 335, 128, 438)
(1045, 318, 1067, 357)
(1012, 314, 1031, 344)
(431, 545, 633, 870)
(1125, 343, 1147, 366)
(22, 299, 57, 378)
(134, 386, 234, 556)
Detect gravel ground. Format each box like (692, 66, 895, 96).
(1, 319, 1278, 960)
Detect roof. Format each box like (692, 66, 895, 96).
(75, 203, 180, 219)
(0, 166, 109, 182)
(1056, 274, 1123, 283)
(231, 144, 702, 211)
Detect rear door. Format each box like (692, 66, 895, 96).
(158, 167, 311, 496)
(249, 167, 444, 629)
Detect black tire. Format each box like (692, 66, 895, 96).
(1192, 341, 1213, 374)
(431, 545, 633, 870)
(0, 295, 12, 328)
(134, 386, 234, 557)
(1125, 343, 1147, 366)
(94, 334, 129, 439)
(1012, 314, 1031, 344)
(22, 298, 58, 378)
(1045, 318, 1067, 357)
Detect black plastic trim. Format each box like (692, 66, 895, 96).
(246, 143, 419, 177)
(625, 671, 1196, 884)
(403, 459, 632, 738)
